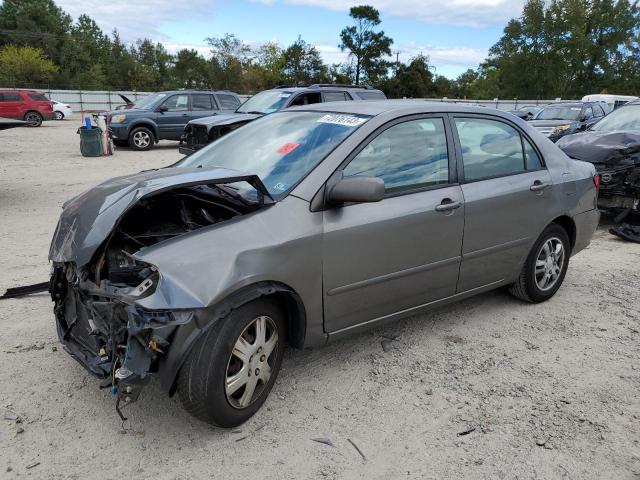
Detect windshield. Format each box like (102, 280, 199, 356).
(535, 105, 582, 121)
(591, 105, 640, 132)
(236, 90, 291, 114)
(132, 93, 168, 110)
(177, 111, 370, 196)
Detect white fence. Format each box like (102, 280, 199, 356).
(2, 87, 573, 112)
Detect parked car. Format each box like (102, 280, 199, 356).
(557, 100, 640, 215)
(508, 105, 543, 121)
(582, 94, 638, 111)
(179, 84, 387, 155)
(529, 101, 608, 142)
(0, 90, 55, 127)
(52, 100, 73, 120)
(49, 101, 599, 427)
(0, 117, 26, 130)
(107, 90, 242, 151)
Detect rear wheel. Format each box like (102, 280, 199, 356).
(177, 298, 285, 427)
(128, 126, 154, 151)
(509, 223, 570, 303)
(24, 111, 43, 127)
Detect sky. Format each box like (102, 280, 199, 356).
(53, 0, 526, 79)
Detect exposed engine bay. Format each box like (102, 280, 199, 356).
(49, 177, 268, 414)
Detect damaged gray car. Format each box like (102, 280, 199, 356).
(49, 101, 600, 427)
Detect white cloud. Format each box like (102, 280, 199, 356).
(256, 0, 524, 28)
(55, 0, 217, 41)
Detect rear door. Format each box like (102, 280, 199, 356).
(0, 92, 25, 119)
(322, 115, 464, 333)
(322, 91, 351, 103)
(190, 93, 219, 121)
(451, 115, 554, 292)
(156, 93, 190, 140)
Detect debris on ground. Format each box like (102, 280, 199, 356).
(311, 437, 335, 447)
(25, 462, 40, 469)
(347, 438, 366, 461)
(457, 426, 476, 437)
(381, 338, 394, 352)
(610, 222, 640, 243)
(0, 282, 49, 300)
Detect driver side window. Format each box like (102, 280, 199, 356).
(161, 94, 189, 111)
(343, 118, 450, 193)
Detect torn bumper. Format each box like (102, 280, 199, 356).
(50, 264, 195, 402)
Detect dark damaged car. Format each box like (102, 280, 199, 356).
(529, 101, 607, 142)
(179, 84, 386, 155)
(557, 100, 640, 215)
(50, 101, 599, 428)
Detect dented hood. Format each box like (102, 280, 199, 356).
(557, 130, 640, 166)
(49, 166, 271, 266)
(188, 112, 262, 128)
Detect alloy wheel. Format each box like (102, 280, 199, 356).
(132, 130, 151, 148)
(225, 315, 279, 409)
(25, 112, 41, 126)
(534, 237, 565, 291)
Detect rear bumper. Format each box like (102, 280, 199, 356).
(572, 208, 600, 255)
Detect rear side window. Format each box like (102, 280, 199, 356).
(355, 91, 386, 100)
(192, 94, 215, 110)
(344, 118, 449, 193)
(323, 92, 350, 102)
(28, 92, 48, 101)
(217, 94, 240, 110)
(0, 93, 23, 102)
(455, 117, 542, 181)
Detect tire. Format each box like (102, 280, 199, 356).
(54, 111, 64, 120)
(509, 223, 571, 303)
(24, 111, 43, 127)
(128, 126, 154, 151)
(177, 298, 285, 427)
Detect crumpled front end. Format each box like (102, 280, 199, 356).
(48, 167, 273, 408)
(50, 262, 193, 403)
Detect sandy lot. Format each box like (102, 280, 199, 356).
(1, 121, 639, 479)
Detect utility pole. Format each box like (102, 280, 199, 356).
(394, 50, 401, 76)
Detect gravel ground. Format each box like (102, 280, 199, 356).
(1, 121, 639, 479)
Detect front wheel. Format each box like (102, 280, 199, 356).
(54, 111, 64, 120)
(128, 126, 154, 151)
(24, 111, 43, 127)
(177, 298, 285, 427)
(509, 223, 571, 303)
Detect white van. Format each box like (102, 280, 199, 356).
(582, 94, 638, 111)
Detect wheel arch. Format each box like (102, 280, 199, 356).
(128, 121, 159, 143)
(550, 215, 576, 252)
(159, 280, 307, 396)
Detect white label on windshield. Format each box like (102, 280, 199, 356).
(571, 107, 581, 110)
(279, 93, 291, 98)
(317, 114, 366, 127)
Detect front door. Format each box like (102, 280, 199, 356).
(156, 93, 190, 140)
(452, 115, 555, 292)
(322, 116, 465, 333)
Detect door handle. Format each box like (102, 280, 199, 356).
(435, 199, 462, 212)
(530, 180, 549, 192)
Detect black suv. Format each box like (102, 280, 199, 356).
(179, 84, 386, 155)
(529, 101, 610, 142)
(108, 90, 242, 151)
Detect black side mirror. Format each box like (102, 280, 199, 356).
(327, 175, 385, 204)
(157, 106, 168, 113)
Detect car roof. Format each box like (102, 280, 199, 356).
(287, 99, 505, 117)
(265, 85, 384, 94)
(159, 90, 237, 95)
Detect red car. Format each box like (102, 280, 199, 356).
(0, 90, 55, 127)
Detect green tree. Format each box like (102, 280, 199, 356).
(339, 5, 393, 85)
(172, 49, 210, 88)
(206, 33, 252, 90)
(0, 45, 57, 86)
(282, 36, 327, 85)
(0, 0, 71, 63)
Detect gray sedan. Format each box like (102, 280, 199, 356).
(49, 101, 600, 427)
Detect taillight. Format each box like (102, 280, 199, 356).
(593, 174, 600, 189)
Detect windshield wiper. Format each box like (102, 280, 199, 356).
(242, 111, 266, 115)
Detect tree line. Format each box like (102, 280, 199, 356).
(0, 0, 638, 99)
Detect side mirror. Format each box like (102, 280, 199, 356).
(327, 175, 385, 204)
(157, 106, 168, 113)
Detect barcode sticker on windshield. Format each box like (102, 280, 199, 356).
(317, 114, 366, 127)
(279, 93, 291, 98)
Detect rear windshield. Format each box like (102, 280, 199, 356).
(535, 105, 582, 121)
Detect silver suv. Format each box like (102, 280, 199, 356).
(49, 100, 599, 427)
